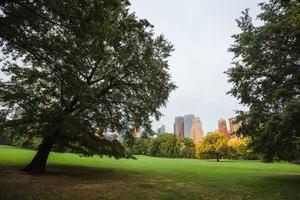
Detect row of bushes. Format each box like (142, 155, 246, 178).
(123, 132, 259, 160)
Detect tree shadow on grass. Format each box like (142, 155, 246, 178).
(262, 173, 300, 185)
(44, 165, 123, 180)
(258, 173, 300, 199)
(0, 165, 143, 200)
(0, 165, 188, 200)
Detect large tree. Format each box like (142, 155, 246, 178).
(0, 0, 176, 173)
(226, 0, 300, 162)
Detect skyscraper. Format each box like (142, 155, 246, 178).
(133, 121, 142, 138)
(184, 114, 194, 137)
(191, 117, 204, 144)
(133, 126, 142, 138)
(218, 118, 228, 137)
(157, 124, 166, 134)
(229, 117, 242, 139)
(175, 116, 184, 139)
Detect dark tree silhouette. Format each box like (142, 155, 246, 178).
(0, 0, 176, 173)
(227, 0, 300, 162)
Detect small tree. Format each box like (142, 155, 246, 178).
(158, 133, 181, 158)
(149, 133, 180, 158)
(149, 137, 161, 157)
(195, 132, 228, 161)
(179, 138, 195, 158)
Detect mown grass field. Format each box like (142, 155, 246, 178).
(0, 145, 300, 200)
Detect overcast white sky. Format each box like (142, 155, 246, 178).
(130, 0, 263, 133)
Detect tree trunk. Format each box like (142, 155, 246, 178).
(22, 133, 58, 174)
(216, 154, 219, 162)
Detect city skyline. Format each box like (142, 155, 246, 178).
(171, 114, 240, 137)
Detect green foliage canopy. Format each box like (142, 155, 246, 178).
(179, 137, 195, 158)
(149, 133, 181, 158)
(226, 0, 300, 162)
(0, 0, 175, 172)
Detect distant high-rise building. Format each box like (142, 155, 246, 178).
(184, 114, 194, 137)
(191, 117, 204, 144)
(229, 117, 242, 139)
(218, 118, 228, 137)
(133, 126, 141, 138)
(175, 116, 184, 139)
(133, 121, 142, 138)
(157, 125, 166, 134)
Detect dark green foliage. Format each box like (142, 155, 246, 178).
(0, 0, 175, 172)
(0, 131, 11, 145)
(149, 136, 161, 157)
(123, 137, 151, 155)
(226, 0, 300, 162)
(0, 128, 41, 149)
(125, 133, 193, 158)
(149, 133, 180, 157)
(1, 114, 41, 148)
(156, 133, 181, 157)
(0, 114, 10, 144)
(179, 138, 195, 158)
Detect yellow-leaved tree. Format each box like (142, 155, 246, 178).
(195, 132, 228, 161)
(227, 137, 257, 160)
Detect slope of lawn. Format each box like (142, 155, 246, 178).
(0, 145, 300, 200)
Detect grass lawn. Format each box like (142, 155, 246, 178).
(0, 145, 300, 200)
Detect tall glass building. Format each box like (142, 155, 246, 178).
(184, 114, 194, 137)
(174, 116, 184, 139)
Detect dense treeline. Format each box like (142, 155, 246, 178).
(123, 133, 195, 158)
(0, 128, 271, 161)
(123, 132, 258, 160)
